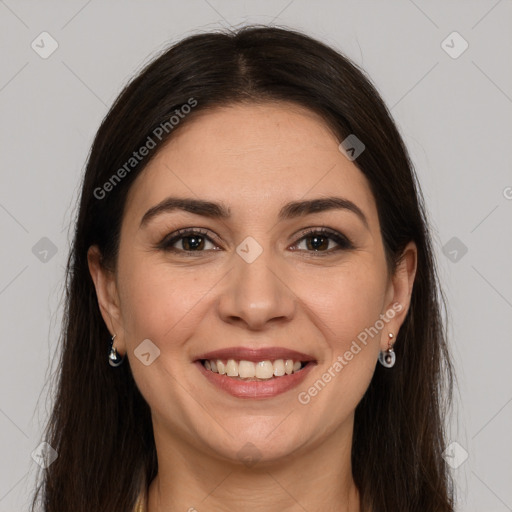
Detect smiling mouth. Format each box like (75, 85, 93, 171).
(199, 358, 312, 381)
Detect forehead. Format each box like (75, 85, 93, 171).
(124, 102, 378, 228)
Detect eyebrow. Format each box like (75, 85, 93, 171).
(140, 196, 369, 230)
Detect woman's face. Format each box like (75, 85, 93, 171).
(90, 102, 416, 465)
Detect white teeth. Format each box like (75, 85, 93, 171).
(238, 360, 256, 378)
(273, 359, 285, 376)
(202, 358, 307, 379)
(255, 360, 274, 379)
(226, 359, 238, 377)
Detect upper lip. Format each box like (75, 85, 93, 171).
(194, 346, 317, 363)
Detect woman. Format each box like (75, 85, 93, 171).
(31, 26, 456, 512)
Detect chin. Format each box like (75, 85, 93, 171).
(202, 423, 306, 467)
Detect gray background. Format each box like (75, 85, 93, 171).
(1, 1, 511, 510)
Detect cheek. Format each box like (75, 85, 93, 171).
(295, 259, 388, 347)
(116, 255, 214, 346)
(294, 263, 387, 421)
(296, 268, 386, 425)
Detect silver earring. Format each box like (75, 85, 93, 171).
(108, 334, 125, 367)
(378, 333, 396, 368)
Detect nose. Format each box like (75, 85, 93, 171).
(217, 248, 296, 330)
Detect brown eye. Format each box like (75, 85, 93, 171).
(177, 234, 207, 251)
(158, 228, 218, 253)
(292, 228, 354, 255)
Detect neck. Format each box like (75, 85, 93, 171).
(146, 415, 361, 512)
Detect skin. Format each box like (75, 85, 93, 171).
(88, 102, 417, 512)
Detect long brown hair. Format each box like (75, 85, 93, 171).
(31, 25, 456, 511)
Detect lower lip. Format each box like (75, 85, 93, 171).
(194, 360, 316, 399)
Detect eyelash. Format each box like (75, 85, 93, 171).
(156, 227, 354, 257)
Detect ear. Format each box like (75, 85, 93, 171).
(380, 241, 418, 351)
(87, 245, 126, 356)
